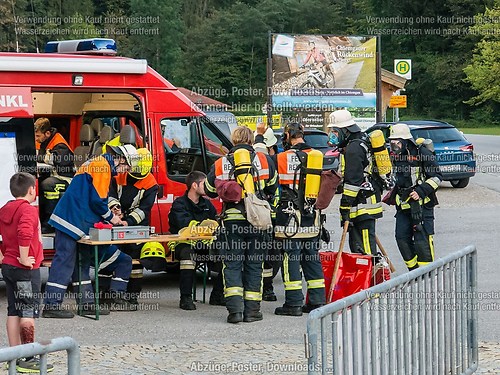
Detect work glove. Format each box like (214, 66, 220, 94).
(409, 200, 423, 224)
(340, 206, 351, 228)
(321, 226, 330, 244)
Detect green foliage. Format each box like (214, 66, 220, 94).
(463, 4, 500, 104)
(460, 127, 500, 135)
(0, 0, 496, 120)
(177, 2, 269, 105)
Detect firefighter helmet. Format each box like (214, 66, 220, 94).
(107, 144, 138, 166)
(140, 241, 166, 259)
(328, 109, 360, 132)
(254, 127, 277, 148)
(130, 148, 153, 179)
(388, 123, 413, 140)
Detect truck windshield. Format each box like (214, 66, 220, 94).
(161, 118, 195, 151)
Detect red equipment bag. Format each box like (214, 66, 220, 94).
(321, 251, 373, 303)
(371, 259, 391, 286)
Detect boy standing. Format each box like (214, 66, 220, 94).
(0, 172, 54, 372)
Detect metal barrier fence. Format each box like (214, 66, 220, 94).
(306, 245, 478, 375)
(0, 337, 80, 375)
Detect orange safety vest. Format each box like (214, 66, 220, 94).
(277, 149, 314, 190)
(214, 152, 270, 184)
(46, 132, 73, 153)
(115, 172, 157, 190)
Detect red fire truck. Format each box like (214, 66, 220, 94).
(0, 39, 231, 258)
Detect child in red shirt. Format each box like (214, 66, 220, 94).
(0, 172, 54, 373)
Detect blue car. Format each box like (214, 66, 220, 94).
(366, 120, 476, 188)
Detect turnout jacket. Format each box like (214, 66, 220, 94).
(205, 144, 279, 221)
(108, 173, 158, 226)
(275, 142, 322, 238)
(49, 154, 116, 239)
(392, 143, 442, 210)
(168, 193, 217, 235)
(37, 129, 75, 181)
(340, 133, 383, 223)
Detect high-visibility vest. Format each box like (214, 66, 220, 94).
(277, 148, 315, 191)
(46, 132, 73, 152)
(43, 132, 74, 183)
(214, 152, 270, 189)
(276, 148, 322, 239)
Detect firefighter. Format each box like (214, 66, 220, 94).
(388, 123, 442, 270)
(205, 126, 279, 324)
(274, 122, 326, 316)
(253, 125, 279, 301)
(328, 109, 384, 258)
(43, 145, 138, 318)
(34, 118, 75, 233)
(168, 171, 224, 310)
(105, 148, 159, 305)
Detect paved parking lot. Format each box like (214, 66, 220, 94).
(1, 180, 499, 374)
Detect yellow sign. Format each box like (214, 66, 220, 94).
(389, 95, 407, 108)
(235, 114, 282, 130)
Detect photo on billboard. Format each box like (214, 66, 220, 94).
(270, 34, 378, 130)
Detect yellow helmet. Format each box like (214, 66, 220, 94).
(130, 148, 153, 179)
(140, 241, 166, 259)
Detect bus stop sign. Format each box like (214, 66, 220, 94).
(394, 59, 411, 80)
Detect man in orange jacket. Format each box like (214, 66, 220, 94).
(35, 118, 75, 233)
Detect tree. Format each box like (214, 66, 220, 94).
(126, 0, 183, 81)
(464, 2, 500, 104)
(178, 2, 269, 105)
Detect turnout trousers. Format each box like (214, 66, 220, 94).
(395, 206, 435, 270)
(221, 221, 265, 315)
(175, 242, 223, 297)
(348, 218, 377, 257)
(39, 177, 69, 229)
(44, 229, 131, 306)
(280, 236, 325, 307)
(98, 244, 140, 300)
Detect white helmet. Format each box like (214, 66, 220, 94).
(108, 144, 138, 166)
(328, 109, 356, 128)
(388, 123, 413, 140)
(254, 127, 277, 147)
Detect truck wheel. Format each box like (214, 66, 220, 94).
(450, 178, 469, 188)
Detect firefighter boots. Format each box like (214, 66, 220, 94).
(274, 304, 303, 316)
(209, 291, 226, 306)
(262, 287, 277, 302)
(302, 303, 325, 313)
(243, 311, 263, 322)
(180, 295, 196, 310)
(227, 312, 243, 324)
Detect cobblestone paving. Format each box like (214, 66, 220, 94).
(42, 341, 500, 374)
(477, 342, 500, 374)
(44, 342, 306, 374)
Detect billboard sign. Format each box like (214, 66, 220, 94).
(270, 34, 378, 130)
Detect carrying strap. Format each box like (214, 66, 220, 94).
(226, 152, 266, 199)
(292, 149, 309, 215)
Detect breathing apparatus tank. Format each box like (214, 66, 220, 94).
(416, 137, 435, 154)
(369, 129, 392, 176)
(304, 149, 323, 200)
(233, 148, 255, 196)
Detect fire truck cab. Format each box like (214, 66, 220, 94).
(0, 39, 232, 257)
